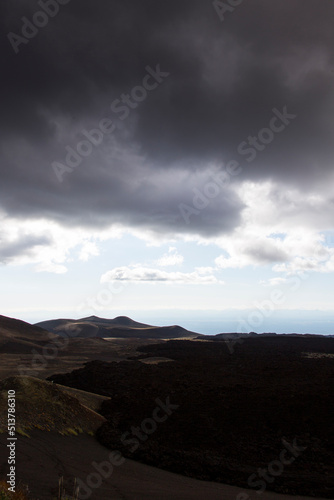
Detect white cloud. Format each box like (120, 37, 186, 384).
(260, 277, 288, 287)
(215, 236, 288, 269)
(0, 215, 122, 273)
(156, 247, 184, 266)
(79, 241, 100, 262)
(100, 266, 220, 285)
(195, 266, 217, 275)
(273, 255, 334, 275)
(2, 178, 334, 281)
(214, 180, 334, 273)
(35, 262, 68, 274)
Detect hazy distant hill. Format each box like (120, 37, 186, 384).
(35, 315, 200, 339)
(0, 314, 134, 379)
(0, 315, 58, 353)
(197, 331, 328, 341)
(82, 315, 152, 328)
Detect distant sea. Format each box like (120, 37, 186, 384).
(127, 310, 334, 336)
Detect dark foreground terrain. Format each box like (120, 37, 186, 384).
(0, 431, 324, 500)
(1, 315, 333, 498)
(51, 336, 334, 498)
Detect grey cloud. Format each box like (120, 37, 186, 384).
(1, 0, 334, 244)
(245, 243, 288, 265)
(101, 266, 219, 284)
(0, 234, 51, 263)
(0, 143, 245, 237)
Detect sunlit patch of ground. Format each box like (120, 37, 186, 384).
(139, 357, 174, 364)
(302, 352, 334, 358)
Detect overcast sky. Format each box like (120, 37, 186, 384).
(1, 0, 334, 332)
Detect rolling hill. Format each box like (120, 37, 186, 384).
(0, 376, 106, 435)
(0, 315, 59, 354)
(0, 314, 128, 380)
(35, 315, 200, 339)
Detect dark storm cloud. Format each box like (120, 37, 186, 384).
(0, 234, 51, 263)
(1, 0, 334, 238)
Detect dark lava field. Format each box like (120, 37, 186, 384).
(50, 336, 334, 498)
